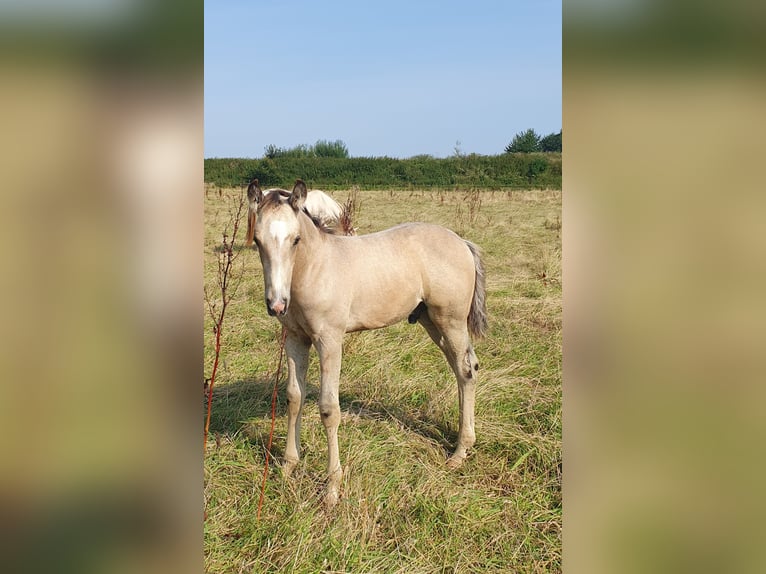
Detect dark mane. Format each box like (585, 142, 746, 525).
(302, 208, 338, 235)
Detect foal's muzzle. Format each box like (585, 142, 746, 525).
(266, 297, 288, 317)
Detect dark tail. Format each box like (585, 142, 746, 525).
(465, 240, 488, 339)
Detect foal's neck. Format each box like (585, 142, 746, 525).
(296, 209, 327, 256)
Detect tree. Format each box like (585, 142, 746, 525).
(505, 129, 541, 153)
(540, 131, 562, 152)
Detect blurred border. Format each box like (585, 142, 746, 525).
(0, 2, 202, 573)
(4, 1, 766, 572)
(564, 2, 766, 573)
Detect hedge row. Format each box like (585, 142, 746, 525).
(204, 153, 561, 190)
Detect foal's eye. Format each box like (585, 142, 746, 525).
(293, 236, 301, 246)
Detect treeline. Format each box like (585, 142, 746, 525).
(204, 153, 561, 190)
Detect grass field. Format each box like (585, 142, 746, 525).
(204, 186, 562, 573)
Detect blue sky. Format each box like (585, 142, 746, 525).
(205, 1, 561, 159)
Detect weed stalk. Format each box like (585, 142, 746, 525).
(204, 190, 247, 453)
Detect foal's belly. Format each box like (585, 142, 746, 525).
(345, 309, 412, 333)
(345, 291, 421, 333)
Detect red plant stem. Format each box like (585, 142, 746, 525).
(204, 243, 234, 453)
(257, 326, 287, 520)
(204, 309, 225, 453)
(204, 193, 247, 524)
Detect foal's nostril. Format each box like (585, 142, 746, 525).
(270, 298, 288, 316)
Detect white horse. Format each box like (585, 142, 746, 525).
(245, 180, 344, 245)
(249, 178, 487, 509)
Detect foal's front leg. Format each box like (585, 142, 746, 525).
(314, 333, 344, 510)
(283, 332, 310, 477)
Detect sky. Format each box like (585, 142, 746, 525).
(205, 1, 561, 159)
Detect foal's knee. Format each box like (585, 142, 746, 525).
(318, 397, 340, 427)
(286, 383, 302, 413)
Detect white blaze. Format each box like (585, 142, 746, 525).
(269, 220, 290, 244)
(267, 220, 291, 302)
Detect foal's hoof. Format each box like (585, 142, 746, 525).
(446, 453, 467, 470)
(323, 469, 342, 511)
(323, 488, 340, 511)
(281, 459, 298, 478)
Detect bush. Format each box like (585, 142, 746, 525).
(263, 140, 349, 159)
(313, 139, 349, 158)
(526, 156, 550, 182)
(505, 129, 541, 153)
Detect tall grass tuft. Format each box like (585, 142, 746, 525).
(340, 185, 361, 236)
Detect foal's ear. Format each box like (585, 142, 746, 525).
(289, 179, 308, 211)
(247, 178, 263, 204)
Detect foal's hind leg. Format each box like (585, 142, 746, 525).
(283, 332, 310, 477)
(419, 314, 478, 469)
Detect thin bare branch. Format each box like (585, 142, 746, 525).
(204, 188, 249, 455)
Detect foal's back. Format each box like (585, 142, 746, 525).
(322, 223, 477, 332)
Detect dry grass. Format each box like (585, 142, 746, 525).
(204, 187, 562, 573)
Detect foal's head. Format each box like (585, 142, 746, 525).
(248, 179, 308, 317)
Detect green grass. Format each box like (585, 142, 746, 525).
(204, 186, 561, 573)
